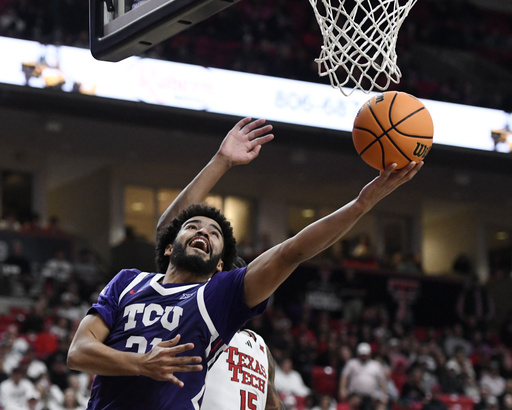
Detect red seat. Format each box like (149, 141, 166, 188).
(311, 366, 337, 397)
(437, 394, 475, 410)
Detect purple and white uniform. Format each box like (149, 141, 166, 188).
(86, 267, 266, 410)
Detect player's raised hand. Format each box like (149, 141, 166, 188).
(140, 335, 203, 387)
(356, 161, 423, 210)
(216, 117, 274, 166)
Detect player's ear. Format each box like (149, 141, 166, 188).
(164, 244, 173, 256)
(215, 259, 224, 273)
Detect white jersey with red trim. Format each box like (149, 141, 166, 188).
(202, 329, 269, 409)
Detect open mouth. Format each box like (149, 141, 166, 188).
(188, 236, 210, 254)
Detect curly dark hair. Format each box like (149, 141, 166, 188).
(155, 204, 237, 274)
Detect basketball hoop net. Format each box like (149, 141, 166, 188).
(309, 0, 418, 96)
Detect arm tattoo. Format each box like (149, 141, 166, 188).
(265, 348, 286, 410)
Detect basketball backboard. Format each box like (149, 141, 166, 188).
(89, 0, 241, 62)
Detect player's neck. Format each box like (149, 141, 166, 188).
(162, 266, 212, 284)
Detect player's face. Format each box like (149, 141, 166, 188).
(167, 216, 225, 275)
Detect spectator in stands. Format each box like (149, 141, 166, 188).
(462, 372, 481, 403)
(292, 327, 317, 387)
(72, 248, 105, 301)
(45, 338, 72, 392)
(499, 310, 512, 348)
(350, 233, 371, 259)
(0, 364, 38, 410)
(274, 357, 311, 407)
(23, 346, 47, 383)
(339, 342, 388, 410)
(41, 249, 73, 294)
(339, 269, 367, 324)
(452, 253, 474, 279)
(443, 324, 472, 358)
(110, 225, 156, 275)
(396, 252, 423, 275)
(20, 297, 47, 334)
(446, 345, 476, 382)
(349, 233, 376, 263)
(22, 213, 42, 233)
(49, 316, 71, 342)
(0, 213, 22, 231)
(438, 361, 465, 395)
(310, 393, 338, 410)
(399, 365, 427, 407)
(480, 361, 506, 398)
(34, 372, 65, 409)
(62, 387, 86, 410)
(305, 266, 343, 318)
(55, 290, 86, 323)
(274, 357, 311, 405)
(375, 353, 400, 407)
(456, 273, 495, 336)
(42, 215, 66, 236)
(1, 324, 29, 376)
(386, 337, 410, 371)
(3, 240, 32, 296)
(474, 390, 499, 410)
(421, 385, 449, 410)
(416, 354, 439, 396)
(66, 373, 90, 408)
(499, 379, 512, 408)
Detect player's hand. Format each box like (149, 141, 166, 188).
(357, 161, 423, 210)
(139, 334, 203, 387)
(216, 117, 274, 166)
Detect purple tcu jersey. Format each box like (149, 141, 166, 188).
(86, 267, 266, 410)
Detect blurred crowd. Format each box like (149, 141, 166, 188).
(2, 262, 512, 409)
(1, 219, 512, 409)
(0, 0, 510, 111)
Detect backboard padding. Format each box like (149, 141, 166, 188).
(90, 0, 241, 62)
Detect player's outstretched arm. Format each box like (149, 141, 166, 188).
(67, 314, 203, 387)
(244, 162, 423, 308)
(156, 117, 274, 234)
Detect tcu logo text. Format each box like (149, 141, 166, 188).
(122, 303, 184, 353)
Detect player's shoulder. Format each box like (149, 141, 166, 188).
(239, 328, 267, 346)
(109, 268, 156, 289)
(112, 268, 142, 282)
(208, 267, 247, 287)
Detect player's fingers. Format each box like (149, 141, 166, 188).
(250, 133, 274, 149)
(166, 342, 195, 355)
(165, 354, 202, 365)
(398, 161, 419, 175)
(158, 335, 181, 347)
(235, 117, 253, 131)
(404, 161, 424, 179)
(249, 125, 273, 140)
(170, 364, 203, 373)
(166, 374, 185, 388)
(238, 117, 257, 130)
(381, 163, 398, 177)
(243, 118, 266, 134)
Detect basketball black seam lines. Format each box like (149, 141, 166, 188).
(354, 95, 432, 167)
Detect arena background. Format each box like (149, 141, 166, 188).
(0, 0, 511, 408)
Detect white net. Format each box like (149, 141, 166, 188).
(309, 0, 418, 96)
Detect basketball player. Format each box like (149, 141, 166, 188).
(154, 118, 283, 410)
(67, 117, 423, 409)
(201, 261, 284, 410)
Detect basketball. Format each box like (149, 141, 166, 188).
(352, 91, 434, 171)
